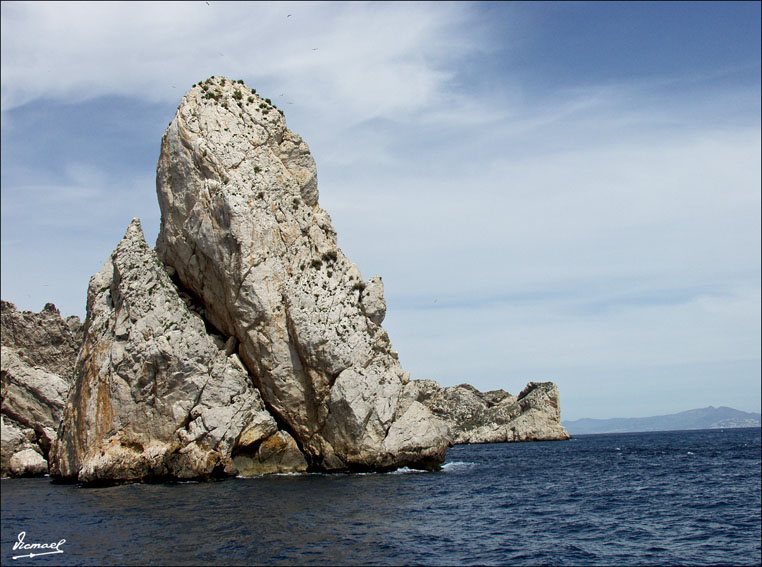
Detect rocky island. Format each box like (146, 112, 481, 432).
(1, 77, 569, 483)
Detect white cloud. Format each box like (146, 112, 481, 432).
(1, 2, 479, 122)
(1, 1, 759, 419)
(323, 101, 762, 411)
(387, 282, 761, 421)
(326, 123, 760, 297)
(1, 161, 158, 317)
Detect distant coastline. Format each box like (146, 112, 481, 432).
(563, 406, 761, 435)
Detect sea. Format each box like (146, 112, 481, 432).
(2, 428, 760, 566)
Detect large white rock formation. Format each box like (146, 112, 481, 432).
(154, 77, 450, 471)
(12, 77, 571, 484)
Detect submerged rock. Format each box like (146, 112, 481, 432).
(50, 220, 306, 484)
(155, 76, 450, 471)
(1, 301, 80, 476)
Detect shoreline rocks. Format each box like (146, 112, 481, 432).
(1, 301, 81, 477)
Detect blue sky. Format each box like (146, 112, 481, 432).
(2, 1, 760, 420)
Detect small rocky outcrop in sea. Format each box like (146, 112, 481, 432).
(153, 77, 450, 472)
(1, 301, 81, 476)
(403, 380, 570, 444)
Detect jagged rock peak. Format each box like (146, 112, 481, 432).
(159, 76, 317, 208)
(51, 219, 306, 484)
(1, 299, 81, 380)
(155, 77, 450, 471)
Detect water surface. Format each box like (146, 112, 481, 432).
(2, 428, 760, 565)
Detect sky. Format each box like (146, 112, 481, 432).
(1, 1, 760, 421)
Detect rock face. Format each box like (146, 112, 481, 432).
(1, 301, 81, 476)
(50, 220, 306, 483)
(1, 300, 81, 379)
(404, 380, 570, 444)
(154, 76, 450, 471)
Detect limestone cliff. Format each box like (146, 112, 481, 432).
(154, 76, 450, 471)
(403, 380, 570, 444)
(1, 300, 81, 378)
(50, 220, 306, 484)
(1, 301, 80, 476)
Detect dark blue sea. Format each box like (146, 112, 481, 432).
(2, 428, 760, 566)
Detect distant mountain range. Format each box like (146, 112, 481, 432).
(563, 406, 761, 435)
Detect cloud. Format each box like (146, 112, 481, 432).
(1, 1, 759, 418)
(326, 121, 761, 295)
(388, 282, 760, 420)
(321, 89, 762, 407)
(1, 2, 480, 121)
(1, 158, 158, 316)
